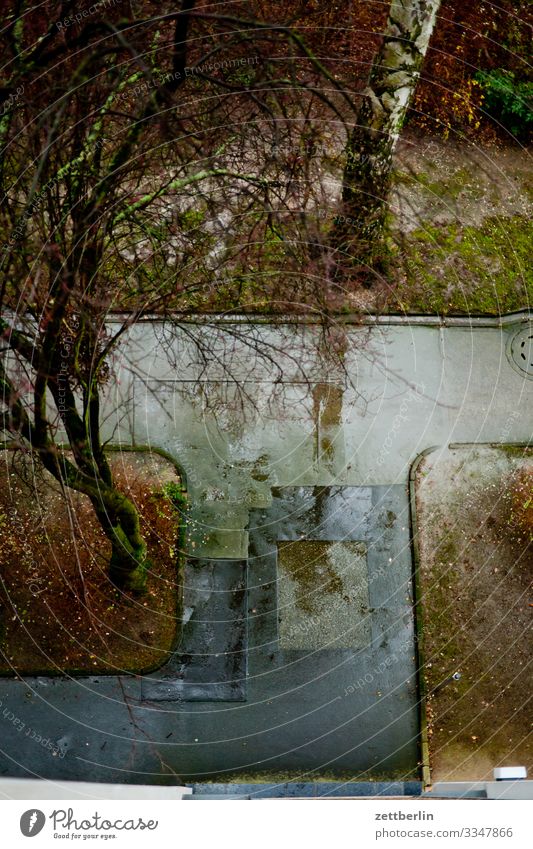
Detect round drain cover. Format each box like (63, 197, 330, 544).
(508, 324, 533, 378)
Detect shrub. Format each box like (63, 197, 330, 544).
(414, 77, 485, 139)
(475, 70, 533, 141)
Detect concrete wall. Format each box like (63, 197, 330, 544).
(103, 316, 533, 558)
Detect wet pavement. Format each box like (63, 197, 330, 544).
(0, 314, 531, 783)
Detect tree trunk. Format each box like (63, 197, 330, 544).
(333, 0, 441, 273)
(90, 489, 149, 593)
(34, 441, 148, 594)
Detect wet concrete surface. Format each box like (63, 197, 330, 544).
(141, 560, 247, 703)
(1, 316, 531, 783)
(0, 484, 418, 782)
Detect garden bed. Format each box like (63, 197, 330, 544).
(415, 445, 532, 781)
(0, 449, 184, 675)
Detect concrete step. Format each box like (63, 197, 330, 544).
(187, 781, 423, 799)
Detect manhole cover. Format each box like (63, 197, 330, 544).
(507, 325, 533, 379)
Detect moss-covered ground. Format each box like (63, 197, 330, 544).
(391, 215, 531, 315)
(0, 451, 184, 675)
(415, 445, 532, 781)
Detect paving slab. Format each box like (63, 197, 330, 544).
(141, 559, 247, 702)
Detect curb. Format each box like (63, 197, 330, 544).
(408, 445, 440, 790)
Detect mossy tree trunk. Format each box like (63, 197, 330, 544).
(333, 0, 441, 273)
(0, 270, 149, 594)
(0, 4, 202, 596)
(90, 489, 148, 593)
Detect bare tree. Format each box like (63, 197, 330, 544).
(0, 1, 350, 591)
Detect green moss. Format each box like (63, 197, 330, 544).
(176, 208, 206, 231)
(151, 480, 188, 558)
(199, 767, 417, 783)
(496, 445, 533, 457)
(396, 166, 479, 202)
(392, 214, 532, 314)
(419, 527, 463, 665)
(277, 540, 346, 614)
(436, 536, 458, 564)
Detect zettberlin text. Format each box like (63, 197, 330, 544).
(375, 811, 434, 820)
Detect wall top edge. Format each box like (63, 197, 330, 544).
(105, 310, 533, 328)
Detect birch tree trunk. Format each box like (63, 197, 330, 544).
(334, 0, 441, 274)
